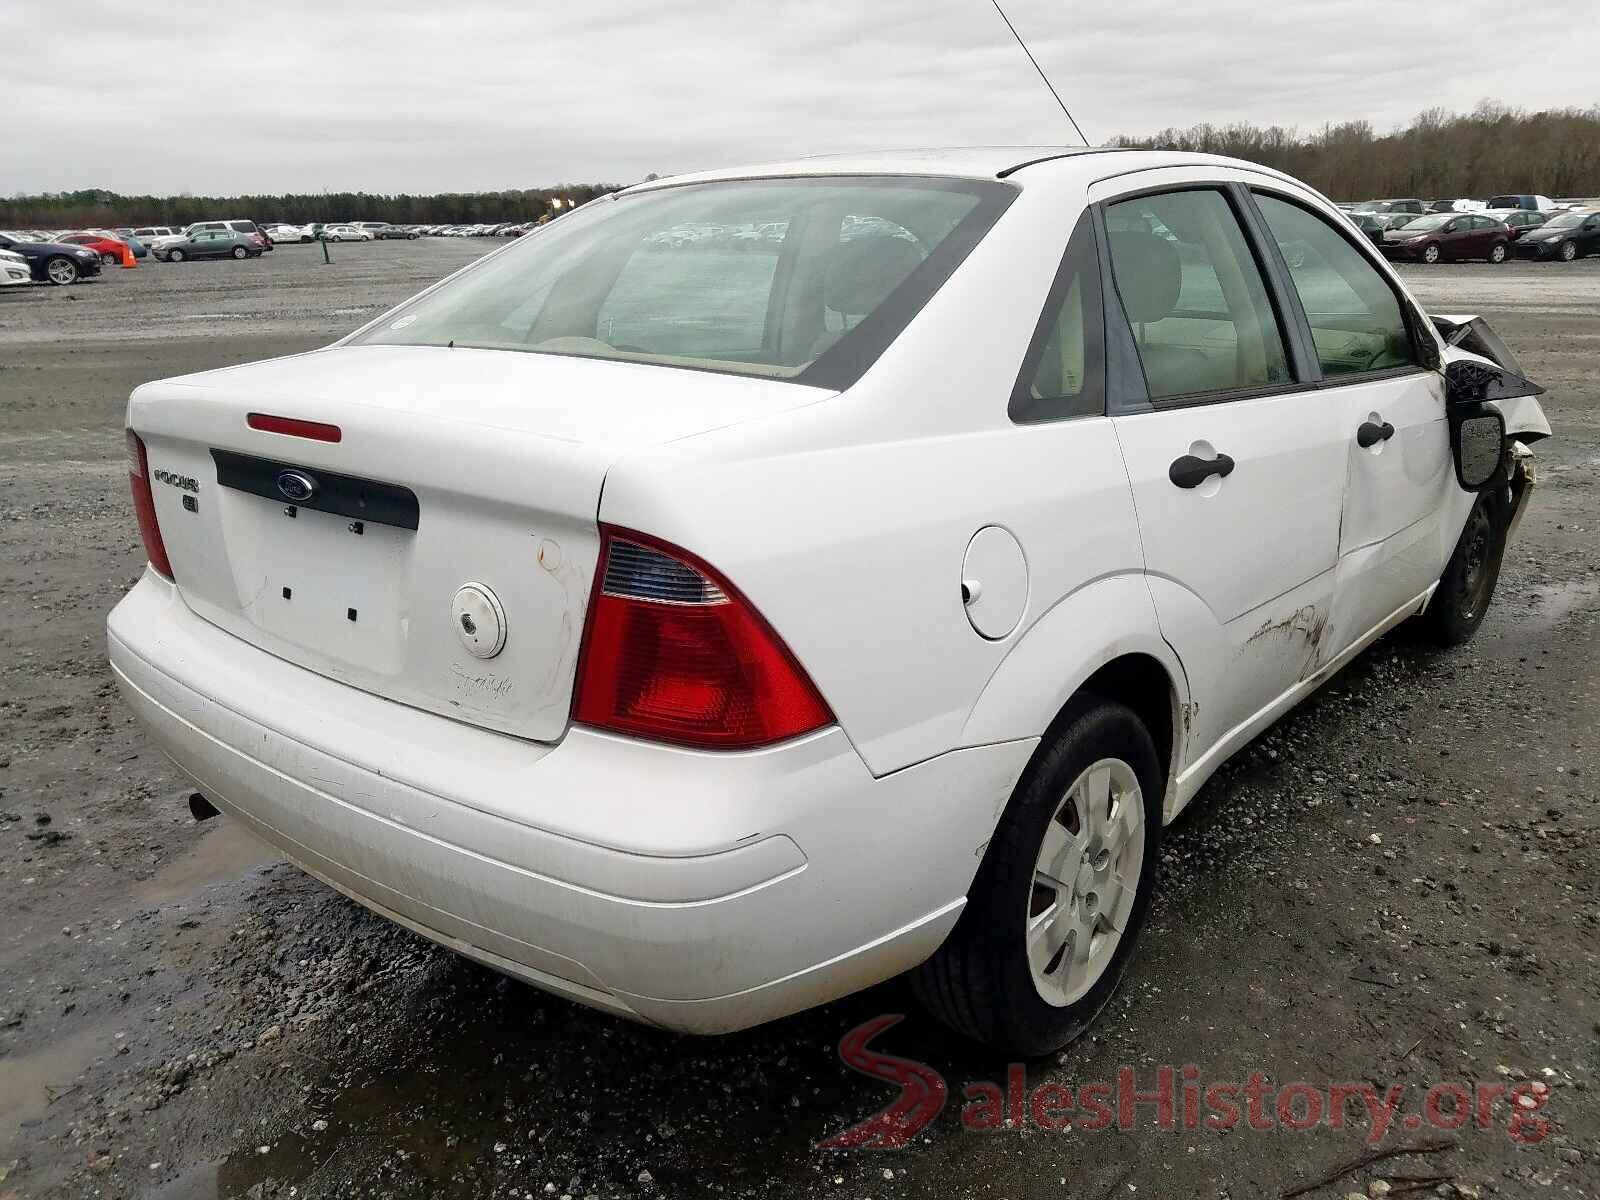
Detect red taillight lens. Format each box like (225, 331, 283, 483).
(572, 528, 832, 749)
(126, 430, 174, 580)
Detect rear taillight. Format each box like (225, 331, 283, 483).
(126, 429, 174, 580)
(572, 527, 832, 750)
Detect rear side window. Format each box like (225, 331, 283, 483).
(1010, 211, 1103, 422)
(1252, 193, 1416, 378)
(1104, 189, 1291, 402)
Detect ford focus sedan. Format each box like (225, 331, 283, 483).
(109, 149, 1548, 1054)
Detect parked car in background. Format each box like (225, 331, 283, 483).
(1374, 212, 1421, 232)
(1344, 211, 1387, 246)
(111, 148, 1548, 1055)
(321, 224, 372, 242)
(1425, 199, 1487, 214)
(1382, 212, 1512, 263)
(1356, 198, 1426, 215)
(0, 247, 32, 287)
(267, 224, 313, 243)
(1484, 209, 1551, 241)
(374, 224, 421, 240)
(1486, 194, 1554, 212)
(187, 219, 272, 250)
(154, 229, 262, 261)
(352, 222, 389, 238)
(1513, 209, 1600, 261)
(132, 226, 180, 243)
(58, 231, 131, 265)
(0, 230, 104, 284)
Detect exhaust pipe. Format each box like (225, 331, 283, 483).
(188, 792, 220, 822)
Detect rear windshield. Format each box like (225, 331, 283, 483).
(354, 176, 1013, 388)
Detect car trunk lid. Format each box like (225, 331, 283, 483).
(128, 344, 829, 742)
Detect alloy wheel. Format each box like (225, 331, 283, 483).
(1027, 757, 1145, 1007)
(1560, 241, 1577, 262)
(1423, 244, 1441, 264)
(46, 258, 77, 285)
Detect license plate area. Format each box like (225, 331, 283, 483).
(218, 487, 411, 675)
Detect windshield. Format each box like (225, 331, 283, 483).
(354, 176, 1013, 387)
(1398, 214, 1452, 231)
(1543, 212, 1587, 229)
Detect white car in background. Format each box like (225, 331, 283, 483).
(110, 148, 1548, 1054)
(321, 224, 372, 242)
(267, 224, 312, 243)
(0, 247, 31, 286)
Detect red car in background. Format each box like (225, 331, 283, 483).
(1379, 212, 1513, 264)
(58, 232, 130, 265)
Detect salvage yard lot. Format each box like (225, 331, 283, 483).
(1, 242, 1597, 1199)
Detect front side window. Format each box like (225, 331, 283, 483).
(1104, 189, 1291, 401)
(1253, 193, 1416, 378)
(356, 177, 1013, 389)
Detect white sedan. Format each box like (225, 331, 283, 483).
(109, 148, 1547, 1054)
(0, 247, 31, 286)
(321, 224, 372, 242)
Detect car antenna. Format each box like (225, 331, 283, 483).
(987, 0, 1090, 146)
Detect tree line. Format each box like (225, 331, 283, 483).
(0, 184, 621, 231)
(1109, 102, 1600, 202)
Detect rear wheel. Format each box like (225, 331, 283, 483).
(1421, 243, 1442, 264)
(1421, 492, 1506, 646)
(1488, 241, 1508, 264)
(100, 251, 118, 266)
(45, 257, 79, 285)
(231, 245, 248, 259)
(912, 697, 1162, 1056)
(1559, 240, 1578, 262)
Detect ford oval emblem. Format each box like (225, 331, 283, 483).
(275, 470, 318, 503)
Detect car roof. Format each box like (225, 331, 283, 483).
(622, 146, 1204, 191)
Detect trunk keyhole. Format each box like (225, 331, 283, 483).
(459, 612, 478, 636)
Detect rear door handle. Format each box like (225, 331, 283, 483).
(1168, 452, 1235, 489)
(1357, 420, 1396, 448)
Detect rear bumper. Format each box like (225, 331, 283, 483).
(108, 571, 1032, 1033)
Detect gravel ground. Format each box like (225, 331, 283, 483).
(1, 242, 1596, 1200)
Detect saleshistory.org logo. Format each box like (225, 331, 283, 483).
(817, 1016, 1552, 1150)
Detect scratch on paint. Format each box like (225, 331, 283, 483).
(1243, 604, 1329, 680)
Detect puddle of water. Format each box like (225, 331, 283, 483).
(0, 1025, 113, 1158)
(1520, 578, 1600, 630)
(135, 818, 279, 907)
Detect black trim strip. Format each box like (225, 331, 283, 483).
(211, 449, 420, 531)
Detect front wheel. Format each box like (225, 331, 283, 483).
(1421, 243, 1442, 264)
(169, 249, 186, 262)
(1559, 240, 1578, 262)
(1488, 241, 1508, 264)
(1421, 492, 1506, 646)
(231, 245, 248, 259)
(45, 256, 79, 285)
(100, 251, 118, 266)
(912, 698, 1162, 1056)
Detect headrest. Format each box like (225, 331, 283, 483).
(1109, 230, 1181, 325)
(822, 235, 924, 318)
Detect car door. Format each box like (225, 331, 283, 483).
(1248, 188, 1455, 657)
(1094, 176, 1349, 770)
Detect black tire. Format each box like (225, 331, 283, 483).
(912, 697, 1163, 1056)
(1558, 240, 1578, 263)
(44, 256, 79, 286)
(169, 249, 186, 262)
(231, 245, 248, 259)
(1488, 241, 1508, 264)
(1421, 491, 1507, 646)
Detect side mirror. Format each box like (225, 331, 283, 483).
(1444, 358, 1545, 407)
(1450, 406, 1505, 490)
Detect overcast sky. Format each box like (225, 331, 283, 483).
(10, 0, 1598, 196)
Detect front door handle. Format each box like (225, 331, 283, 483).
(1357, 420, 1396, 448)
(1168, 452, 1235, 489)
